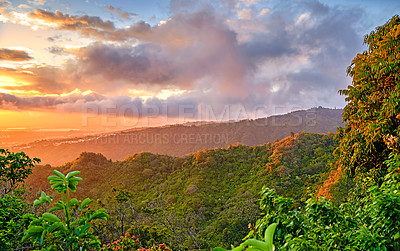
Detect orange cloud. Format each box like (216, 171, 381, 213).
(104, 5, 137, 20)
(23, 9, 150, 42)
(0, 48, 33, 61)
(0, 66, 69, 94)
(28, 9, 115, 30)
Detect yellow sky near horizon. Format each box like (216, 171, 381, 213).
(0, 110, 89, 130)
(0, 109, 180, 131)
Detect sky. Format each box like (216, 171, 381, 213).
(0, 0, 399, 130)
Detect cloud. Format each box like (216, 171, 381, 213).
(47, 46, 68, 55)
(237, 8, 254, 20)
(0, 91, 199, 118)
(28, 0, 46, 6)
(57, 9, 251, 98)
(104, 5, 137, 20)
(0, 66, 69, 93)
(0, 48, 33, 61)
(0, 1, 10, 8)
(0, 0, 368, 117)
(69, 43, 174, 86)
(18, 4, 31, 9)
(17, 8, 146, 42)
(0, 90, 103, 110)
(258, 8, 270, 16)
(240, 0, 259, 7)
(28, 9, 115, 30)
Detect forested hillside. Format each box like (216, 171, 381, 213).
(24, 132, 337, 249)
(13, 107, 343, 165)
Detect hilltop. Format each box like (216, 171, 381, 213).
(14, 107, 343, 165)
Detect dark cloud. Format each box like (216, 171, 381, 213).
(104, 5, 137, 20)
(0, 48, 32, 61)
(0, 91, 104, 110)
(71, 43, 173, 84)
(47, 34, 62, 42)
(47, 46, 68, 55)
(0, 92, 198, 118)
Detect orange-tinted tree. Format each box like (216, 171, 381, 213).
(337, 15, 400, 181)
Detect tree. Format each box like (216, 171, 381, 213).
(337, 15, 400, 181)
(0, 149, 40, 195)
(0, 149, 40, 249)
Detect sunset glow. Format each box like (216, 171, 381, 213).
(0, 0, 399, 131)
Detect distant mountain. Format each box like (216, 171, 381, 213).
(14, 107, 343, 165)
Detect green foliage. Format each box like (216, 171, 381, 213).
(247, 153, 400, 250)
(22, 170, 109, 250)
(0, 148, 40, 194)
(0, 149, 39, 249)
(0, 193, 32, 249)
(337, 15, 400, 181)
(26, 133, 336, 250)
(213, 223, 278, 251)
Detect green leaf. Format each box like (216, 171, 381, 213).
(28, 226, 44, 234)
(68, 177, 83, 182)
(48, 176, 63, 182)
(69, 198, 80, 207)
(42, 213, 60, 223)
(48, 222, 65, 233)
(52, 170, 66, 179)
(242, 239, 268, 250)
(88, 208, 109, 221)
(21, 232, 33, 242)
(51, 183, 66, 193)
(68, 183, 78, 192)
(231, 243, 246, 251)
(245, 248, 265, 251)
(65, 170, 80, 179)
(264, 223, 278, 251)
(81, 198, 93, 209)
(50, 201, 65, 212)
(40, 228, 47, 244)
(78, 224, 92, 236)
(34, 191, 52, 206)
(213, 248, 228, 251)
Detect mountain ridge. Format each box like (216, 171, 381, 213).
(13, 107, 343, 165)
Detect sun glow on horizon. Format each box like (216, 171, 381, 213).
(0, 0, 398, 131)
